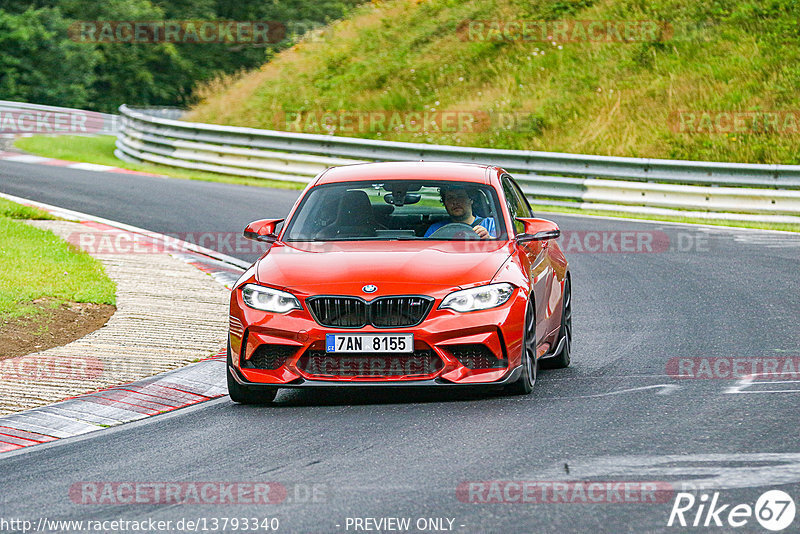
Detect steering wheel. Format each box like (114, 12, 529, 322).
(428, 222, 481, 240)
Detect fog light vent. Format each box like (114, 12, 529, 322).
(245, 344, 296, 370)
(450, 344, 506, 369)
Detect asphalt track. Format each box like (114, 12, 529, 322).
(1, 160, 800, 533)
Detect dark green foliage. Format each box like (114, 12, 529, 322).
(0, 8, 97, 107)
(0, 0, 365, 112)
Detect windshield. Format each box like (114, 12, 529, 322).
(283, 180, 507, 241)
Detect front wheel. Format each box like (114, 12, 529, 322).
(506, 299, 537, 395)
(227, 342, 278, 404)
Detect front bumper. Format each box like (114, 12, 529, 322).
(229, 285, 527, 387)
(228, 363, 523, 390)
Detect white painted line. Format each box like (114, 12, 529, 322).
(728, 389, 800, 394)
(724, 373, 800, 394)
(547, 384, 681, 399)
(532, 453, 800, 491)
(68, 162, 115, 172)
(4, 154, 48, 163)
(724, 376, 753, 394)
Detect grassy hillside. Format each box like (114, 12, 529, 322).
(187, 0, 800, 164)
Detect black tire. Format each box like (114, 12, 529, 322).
(541, 276, 571, 370)
(227, 342, 278, 404)
(506, 299, 537, 395)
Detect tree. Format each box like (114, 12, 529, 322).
(0, 7, 97, 107)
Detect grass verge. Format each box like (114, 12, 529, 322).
(0, 199, 116, 320)
(0, 197, 56, 220)
(13, 135, 306, 190)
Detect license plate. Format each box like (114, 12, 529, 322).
(326, 333, 413, 353)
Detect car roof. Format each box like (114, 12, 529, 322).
(314, 161, 496, 186)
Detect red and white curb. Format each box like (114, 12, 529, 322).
(0, 350, 228, 453)
(0, 150, 164, 177)
(0, 194, 249, 454)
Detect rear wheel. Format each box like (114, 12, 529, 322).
(542, 276, 571, 370)
(227, 342, 278, 404)
(506, 299, 537, 395)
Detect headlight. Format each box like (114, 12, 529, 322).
(241, 284, 301, 313)
(439, 283, 515, 312)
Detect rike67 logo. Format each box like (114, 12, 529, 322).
(668, 490, 796, 531)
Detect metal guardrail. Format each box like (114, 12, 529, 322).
(114, 105, 800, 221)
(0, 100, 118, 136)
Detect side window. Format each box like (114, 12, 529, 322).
(509, 177, 533, 218)
(501, 175, 526, 234)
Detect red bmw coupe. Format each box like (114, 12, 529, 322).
(227, 162, 571, 403)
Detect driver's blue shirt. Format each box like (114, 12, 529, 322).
(424, 216, 497, 238)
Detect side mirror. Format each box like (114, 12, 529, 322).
(515, 218, 560, 243)
(243, 219, 284, 243)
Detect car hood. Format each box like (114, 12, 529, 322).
(255, 240, 514, 296)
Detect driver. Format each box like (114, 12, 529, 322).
(424, 185, 497, 239)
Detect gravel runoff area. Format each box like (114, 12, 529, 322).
(0, 220, 230, 415)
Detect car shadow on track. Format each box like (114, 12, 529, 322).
(256, 387, 508, 407)
(226, 369, 573, 408)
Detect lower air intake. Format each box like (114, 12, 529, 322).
(244, 345, 297, 370)
(297, 350, 442, 378)
(450, 344, 507, 369)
